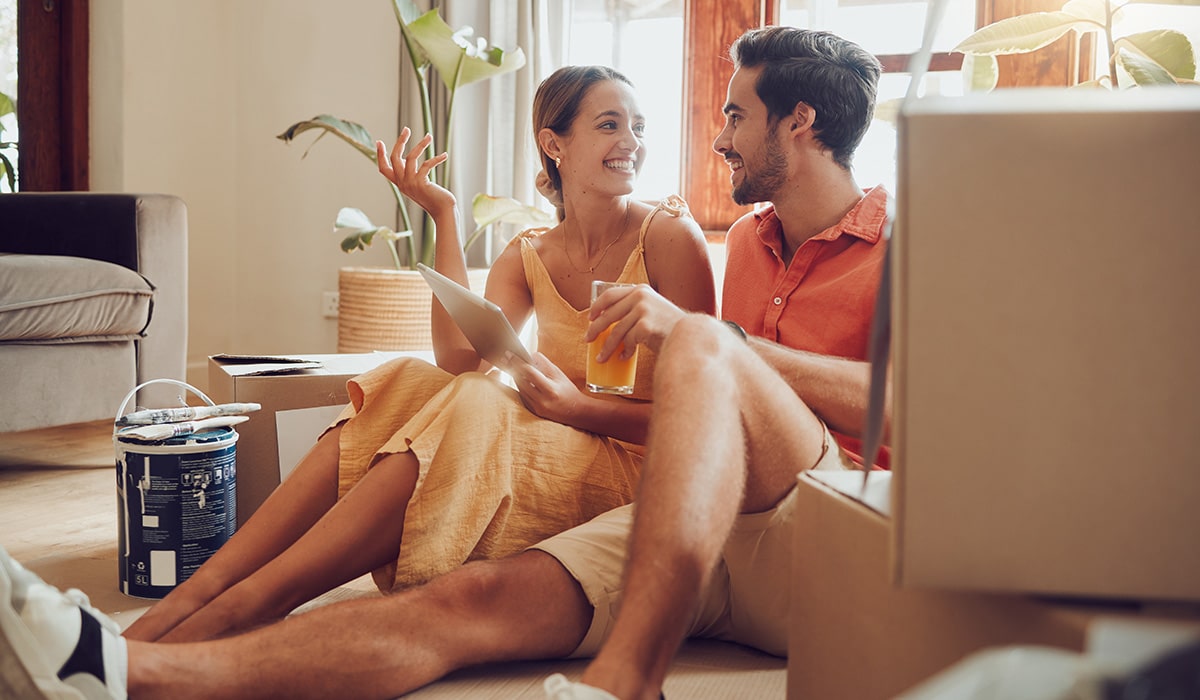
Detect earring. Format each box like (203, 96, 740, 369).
(554, 156, 562, 168)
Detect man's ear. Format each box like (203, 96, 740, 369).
(787, 102, 817, 136)
(537, 128, 562, 162)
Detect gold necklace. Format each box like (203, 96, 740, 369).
(564, 204, 632, 274)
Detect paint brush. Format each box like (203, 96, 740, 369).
(115, 415, 250, 441)
(116, 402, 261, 426)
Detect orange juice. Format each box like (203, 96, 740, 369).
(586, 323, 638, 395)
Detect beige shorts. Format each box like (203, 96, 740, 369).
(531, 424, 853, 658)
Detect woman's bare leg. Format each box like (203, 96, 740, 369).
(124, 426, 345, 642)
(156, 449, 421, 642)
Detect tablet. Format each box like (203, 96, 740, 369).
(417, 263, 533, 364)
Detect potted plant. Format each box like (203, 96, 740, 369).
(954, 0, 1197, 90)
(278, 0, 551, 352)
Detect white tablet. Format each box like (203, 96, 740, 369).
(416, 263, 533, 364)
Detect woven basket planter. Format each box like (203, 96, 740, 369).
(337, 267, 489, 353)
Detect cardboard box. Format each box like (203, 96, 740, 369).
(893, 90, 1200, 602)
(787, 471, 1194, 700)
(207, 352, 430, 525)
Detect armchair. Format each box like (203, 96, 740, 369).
(0, 193, 188, 432)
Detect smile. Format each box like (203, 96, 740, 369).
(604, 159, 636, 172)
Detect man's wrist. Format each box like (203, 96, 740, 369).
(722, 320, 749, 342)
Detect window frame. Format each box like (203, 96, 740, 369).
(15, 0, 88, 192)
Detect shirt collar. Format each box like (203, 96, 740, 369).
(753, 185, 890, 246)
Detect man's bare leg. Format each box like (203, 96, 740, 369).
(125, 426, 345, 642)
(580, 316, 827, 699)
(155, 448, 422, 642)
(127, 551, 592, 700)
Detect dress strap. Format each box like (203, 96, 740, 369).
(637, 195, 691, 247)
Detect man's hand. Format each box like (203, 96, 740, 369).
(586, 284, 685, 361)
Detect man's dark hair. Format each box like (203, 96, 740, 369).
(730, 27, 881, 169)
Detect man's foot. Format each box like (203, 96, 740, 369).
(0, 545, 127, 699)
(544, 673, 619, 699)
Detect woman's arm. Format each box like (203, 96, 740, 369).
(643, 210, 717, 316)
(376, 131, 533, 375)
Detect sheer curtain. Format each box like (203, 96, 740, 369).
(437, 0, 570, 265)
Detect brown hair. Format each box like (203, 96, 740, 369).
(731, 27, 880, 170)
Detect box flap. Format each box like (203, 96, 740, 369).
(805, 469, 892, 517)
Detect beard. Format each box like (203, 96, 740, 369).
(730, 133, 787, 206)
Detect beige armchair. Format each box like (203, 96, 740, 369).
(0, 193, 188, 432)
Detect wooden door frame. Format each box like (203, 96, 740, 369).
(16, 0, 88, 192)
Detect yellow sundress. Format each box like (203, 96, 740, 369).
(333, 197, 687, 592)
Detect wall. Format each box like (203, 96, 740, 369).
(90, 0, 402, 389)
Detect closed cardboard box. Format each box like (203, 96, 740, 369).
(893, 90, 1200, 602)
(787, 472, 1187, 700)
(207, 352, 428, 525)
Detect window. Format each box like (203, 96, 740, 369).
(778, 0, 979, 195)
(575, 0, 1190, 233)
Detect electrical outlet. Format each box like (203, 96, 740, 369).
(322, 291, 339, 318)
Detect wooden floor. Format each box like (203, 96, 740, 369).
(0, 421, 786, 698)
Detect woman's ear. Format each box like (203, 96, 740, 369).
(537, 128, 562, 162)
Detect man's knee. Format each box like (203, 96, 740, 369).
(410, 551, 591, 659)
(657, 315, 745, 389)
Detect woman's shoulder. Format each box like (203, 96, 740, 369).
(640, 195, 703, 242)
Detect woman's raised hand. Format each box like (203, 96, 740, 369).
(376, 127, 456, 218)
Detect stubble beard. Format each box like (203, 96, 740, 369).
(731, 133, 788, 206)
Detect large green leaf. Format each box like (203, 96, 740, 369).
(334, 207, 410, 254)
(954, 12, 1094, 55)
(406, 10, 526, 91)
(0, 91, 13, 119)
(1118, 47, 1183, 85)
(392, 0, 431, 74)
(1116, 30, 1196, 80)
(471, 193, 555, 230)
(463, 193, 555, 253)
(962, 53, 1000, 92)
(277, 115, 377, 160)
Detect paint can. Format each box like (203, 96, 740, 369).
(114, 380, 238, 599)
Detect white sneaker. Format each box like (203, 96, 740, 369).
(544, 673, 620, 700)
(0, 545, 127, 699)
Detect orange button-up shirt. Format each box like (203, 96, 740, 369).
(721, 185, 890, 468)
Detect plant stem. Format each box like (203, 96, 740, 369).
(1106, 0, 1118, 88)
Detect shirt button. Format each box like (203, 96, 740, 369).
(773, 297, 782, 305)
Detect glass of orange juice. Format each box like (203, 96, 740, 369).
(586, 280, 638, 395)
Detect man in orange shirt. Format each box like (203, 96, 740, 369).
(0, 26, 887, 700)
(537, 26, 889, 699)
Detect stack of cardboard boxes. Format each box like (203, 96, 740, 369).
(789, 91, 1200, 698)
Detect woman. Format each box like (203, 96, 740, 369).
(124, 66, 716, 643)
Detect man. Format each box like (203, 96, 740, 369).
(0, 27, 887, 700)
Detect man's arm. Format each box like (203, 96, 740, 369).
(744, 336, 891, 445)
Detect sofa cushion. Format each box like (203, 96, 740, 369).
(0, 253, 154, 344)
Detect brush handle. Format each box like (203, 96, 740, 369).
(117, 415, 249, 441)
(116, 402, 261, 426)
